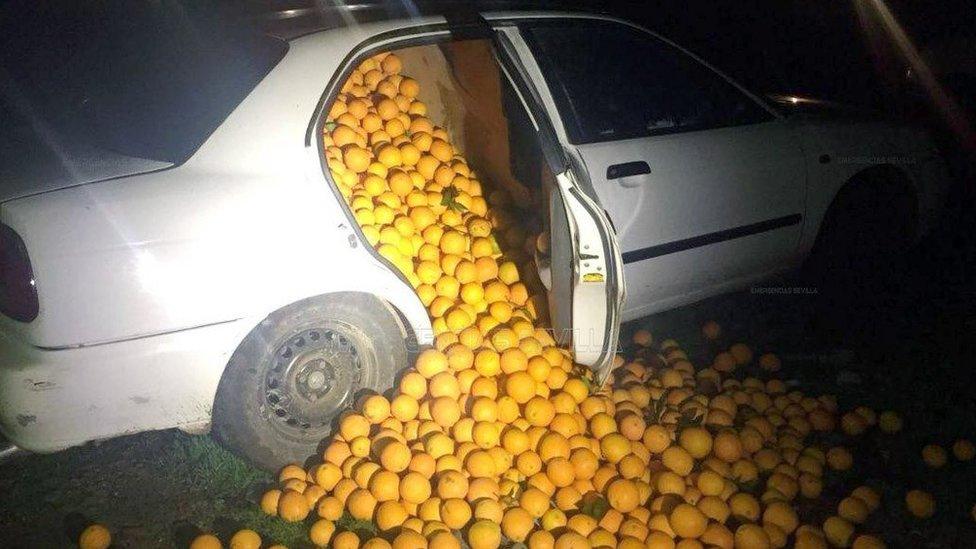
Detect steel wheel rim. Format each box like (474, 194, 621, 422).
(263, 324, 366, 438)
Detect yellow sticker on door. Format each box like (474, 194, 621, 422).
(582, 273, 605, 283)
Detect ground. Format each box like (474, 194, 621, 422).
(1, 219, 975, 548)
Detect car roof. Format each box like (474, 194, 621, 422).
(252, 0, 617, 41)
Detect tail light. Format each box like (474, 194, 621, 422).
(0, 224, 38, 322)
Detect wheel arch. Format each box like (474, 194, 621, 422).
(208, 289, 421, 468)
(205, 288, 428, 424)
(812, 163, 920, 253)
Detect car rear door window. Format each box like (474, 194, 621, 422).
(1, 1, 286, 164)
(522, 20, 772, 144)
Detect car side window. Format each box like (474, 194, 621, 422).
(522, 20, 772, 144)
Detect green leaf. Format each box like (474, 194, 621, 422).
(581, 376, 593, 395)
(582, 496, 610, 519)
(441, 185, 468, 212)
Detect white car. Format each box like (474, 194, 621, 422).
(0, 8, 948, 468)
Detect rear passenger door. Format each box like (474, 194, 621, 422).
(490, 30, 625, 382)
(512, 18, 808, 319)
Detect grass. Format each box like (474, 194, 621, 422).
(166, 434, 268, 497)
(2, 249, 975, 546)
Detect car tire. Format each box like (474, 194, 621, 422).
(805, 169, 917, 287)
(212, 293, 407, 471)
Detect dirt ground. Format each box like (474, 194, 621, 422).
(2, 217, 975, 548)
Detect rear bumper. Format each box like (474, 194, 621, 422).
(0, 320, 248, 453)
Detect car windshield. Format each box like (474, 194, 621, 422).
(0, 1, 286, 164)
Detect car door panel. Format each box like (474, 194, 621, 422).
(491, 26, 624, 380)
(578, 121, 807, 313)
(511, 18, 807, 317)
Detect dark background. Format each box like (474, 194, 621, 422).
(2, 1, 976, 547)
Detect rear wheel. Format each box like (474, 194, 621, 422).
(805, 169, 917, 286)
(803, 170, 917, 337)
(212, 293, 406, 470)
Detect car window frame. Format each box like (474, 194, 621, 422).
(305, 22, 575, 292)
(517, 17, 781, 145)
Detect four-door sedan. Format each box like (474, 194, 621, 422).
(0, 6, 948, 468)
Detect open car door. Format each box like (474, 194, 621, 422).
(487, 27, 626, 384)
(541, 169, 626, 383)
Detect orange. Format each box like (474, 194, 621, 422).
(390, 394, 419, 422)
(189, 535, 222, 549)
(308, 520, 335, 547)
(922, 444, 947, 468)
(562, 379, 589, 403)
(78, 524, 112, 549)
(569, 447, 600, 480)
(399, 77, 420, 97)
(436, 470, 469, 499)
(376, 500, 409, 532)
(362, 394, 391, 424)
(446, 343, 474, 370)
(260, 489, 282, 515)
(666, 502, 707, 539)
(441, 498, 472, 529)
(392, 530, 427, 549)
(528, 531, 556, 549)
(278, 490, 311, 522)
(618, 412, 646, 441)
(678, 426, 712, 459)
(339, 414, 371, 441)
(473, 499, 504, 523)
(395, 471, 430, 504)
(347, 488, 378, 521)
(554, 532, 589, 549)
(472, 421, 500, 449)
(416, 349, 449, 378)
(317, 496, 343, 520)
(363, 539, 393, 549)
(379, 440, 411, 472)
(502, 427, 531, 455)
(905, 489, 935, 518)
(333, 531, 361, 549)
(823, 516, 854, 547)
(468, 520, 502, 549)
(734, 524, 771, 549)
(838, 496, 869, 524)
(428, 372, 461, 399)
(502, 507, 535, 542)
(430, 397, 462, 427)
(343, 146, 372, 173)
(399, 372, 427, 399)
(606, 479, 640, 512)
(524, 396, 556, 427)
(490, 327, 518, 351)
(429, 139, 454, 162)
(368, 469, 400, 502)
(519, 487, 550, 518)
(546, 457, 576, 488)
(474, 349, 501, 377)
(429, 532, 461, 549)
(662, 445, 694, 475)
(538, 433, 571, 461)
(505, 371, 537, 404)
(440, 230, 466, 254)
(600, 433, 632, 464)
(465, 449, 497, 478)
(475, 257, 500, 282)
(500, 348, 529, 374)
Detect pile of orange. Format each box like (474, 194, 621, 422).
(249, 50, 888, 549)
(166, 50, 970, 549)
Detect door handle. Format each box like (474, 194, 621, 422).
(606, 161, 651, 180)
